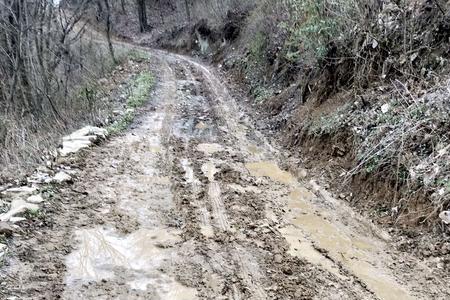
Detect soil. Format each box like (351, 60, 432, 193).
(0, 47, 449, 299)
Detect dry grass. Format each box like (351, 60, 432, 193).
(0, 35, 136, 180)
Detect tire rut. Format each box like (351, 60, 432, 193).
(163, 54, 374, 299)
(2, 46, 446, 300)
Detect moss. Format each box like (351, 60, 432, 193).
(127, 72, 155, 108)
(252, 86, 273, 103)
(127, 49, 150, 63)
(108, 71, 155, 135)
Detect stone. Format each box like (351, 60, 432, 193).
(52, 172, 72, 183)
(274, 254, 283, 264)
(0, 200, 39, 222)
(381, 103, 390, 114)
(9, 217, 27, 223)
(0, 222, 13, 237)
(3, 186, 38, 194)
(282, 267, 293, 275)
(59, 126, 107, 156)
(27, 172, 52, 184)
(0, 243, 6, 259)
(26, 194, 45, 204)
(439, 211, 450, 224)
(297, 168, 308, 179)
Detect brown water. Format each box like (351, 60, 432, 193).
(246, 144, 263, 155)
(197, 143, 224, 155)
(248, 161, 414, 300)
(245, 161, 295, 185)
(65, 228, 197, 299)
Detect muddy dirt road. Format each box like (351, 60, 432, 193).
(1, 50, 448, 299)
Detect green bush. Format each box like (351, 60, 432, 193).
(280, 0, 336, 62)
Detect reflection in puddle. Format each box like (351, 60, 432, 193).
(65, 228, 197, 299)
(280, 225, 346, 280)
(201, 162, 218, 181)
(245, 161, 295, 185)
(202, 162, 229, 231)
(195, 121, 208, 130)
(197, 143, 224, 155)
(248, 161, 414, 300)
(199, 207, 214, 238)
(181, 159, 196, 183)
(148, 145, 163, 153)
(246, 144, 263, 155)
(285, 189, 413, 300)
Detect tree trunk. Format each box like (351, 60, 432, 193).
(103, 0, 116, 64)
(184, 0, 191, 23)
(121, 0, 126, 14)
(136, 0, 149, 32)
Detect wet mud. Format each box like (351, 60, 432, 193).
(0, 49, 448, 300)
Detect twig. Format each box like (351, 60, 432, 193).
(433, 0, 446, 15)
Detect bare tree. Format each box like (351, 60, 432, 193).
(184, 0, 191, 23)
(120, 0, 126, 14)
(136, 0, 149, 32)
(0, 0, 92, 118)
(103, 0, 116, 64)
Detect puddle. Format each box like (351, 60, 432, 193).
(200, 224, 214, 238)
(280, 225, 346, 280)
(181, 159, 199, 185)
(65, 227, 197, 299)
(195, 121, 208, 129)
(197, 143, 224, 155)
(245, 161, 295, 185)
(136, 175, 171, 185)
(285, 189, 413, 300)
(148, 145, 163, 153)
(246, 144, 263, 155)
(201, 162, 218, 181)
(199, 207, 214, 238)
(202, 162, 229, 231)
(244, 160, 416, 300)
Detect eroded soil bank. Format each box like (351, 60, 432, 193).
(0, 49, 448, 299)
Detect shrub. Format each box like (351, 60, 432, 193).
(281, 0, 336, 64)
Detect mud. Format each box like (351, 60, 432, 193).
(0, 47, 448, 300)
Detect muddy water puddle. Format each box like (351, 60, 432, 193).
(248, 161, 414, 300)
(245, 161, 295, 185)
(65, 227, 197, 299)
(195, 121, 208, 130)
(201, 162, 218, 181)
(197, 143, 224, 155)
(246, 144, 263, 156)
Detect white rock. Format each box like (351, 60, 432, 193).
(26, 194, 45, 204)
(3, 186, 38, 194)
(46, 160, 53, 168)
(9, 217, 27, 223)
(59, 138, 92, 157)
(28, 172, 52, 184)
(0, 200, 39, 222)
(381, 103, 390, 113)
(0, 243, 6, 260)
(59, 126, 107, 156)
(439, 211, 450, 224)
(68, 126, 107, 139)
(52, 172, 72, 183)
